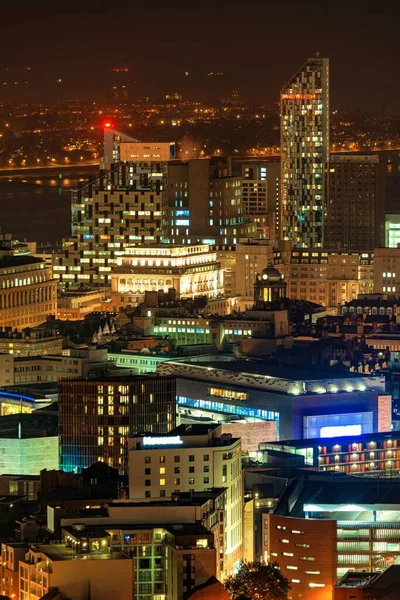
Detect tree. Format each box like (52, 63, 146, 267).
(224, 561, 290, 600)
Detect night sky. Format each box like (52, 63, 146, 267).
(1, 0, 399, 111)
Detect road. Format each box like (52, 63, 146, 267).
(0, 162, 99, 177)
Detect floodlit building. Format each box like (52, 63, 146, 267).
(279, 248, 374, 311)
(19, 543, 133, 600)
(0, 408, 59, 475)
(128, 424, 243, 575)
(157, 358, 391, 440)
(264, 475, 400, 600)
(0, 254, 57, 330)
(281, 55, 329, 247)
(110, 244, 224, 305)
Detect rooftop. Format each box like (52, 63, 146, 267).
(29, 543, 129, 561)
(193, 359, 365, 380)
(0, 255, 44, 269)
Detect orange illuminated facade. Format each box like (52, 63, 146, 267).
(264, 514, 336, 600)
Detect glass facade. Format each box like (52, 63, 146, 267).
(177, 395, 279, 423)
(303, 411, 373, 439)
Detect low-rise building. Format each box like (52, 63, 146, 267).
(19, 542, 133, 600)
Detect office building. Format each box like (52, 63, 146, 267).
(279, 248, 374, 311)
(281, 55, 329, 247)
(59, 375, 176, 474)
(19, 543, 133, 600)
(326, 155, 385, 251)
(385, 214, 400, 248)
(235, 241, 274, 297)
(373, 247, 400, 293)
(157, 358, 391, 440)
(0, 253, 57, 330)
(166, 157, 256, 246)
(110, 244, 224, 306)
(128, 424, 243, 574)
(54, 138, 175, 288)
(241, 162, 280, 240)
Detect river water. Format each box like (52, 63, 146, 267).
(0, 168, 97, 246)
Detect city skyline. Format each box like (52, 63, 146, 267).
(0, 1, 399, 111)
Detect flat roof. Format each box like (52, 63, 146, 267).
(264, 431, 400, 448)
(195, 359, 365, 380)
(0, 255, 44, 268)
(30, 544, 129, 561)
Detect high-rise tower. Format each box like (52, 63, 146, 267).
(281, 55, 329, 248)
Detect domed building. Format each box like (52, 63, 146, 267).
(254, 263, 287, 309)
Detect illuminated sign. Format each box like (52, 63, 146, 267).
(143, 436, 183, 446)
(320, 424, 362, 438)
(208, 388, 248, 402)
(281, 94, 317, 100)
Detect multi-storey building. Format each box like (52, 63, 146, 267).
(59, 375, 176, 474)
(54, 141, 175, 288)
(0, 542, 29, 600)
(326, 154, 386, 251)
(235, 241, 274, 297)
(110, 244, 224, 306)
(265, 513, 336, 600)
(0, 254, 57, 330)
(158, 358, 391, 440)
(373, 247, 400, 294)
(264, 476, 400, 599)
(281, 55, 329, 247)
(279, 248, 374, 311)
(128, 424, 243, 575)
(19, 543, 133, 600)
(57, 521, 215, 600)
(263, 431, 400, 477)
(241, 162, 281, 240)
(59, 490, 226, 582)
(166, 157, 255, 246)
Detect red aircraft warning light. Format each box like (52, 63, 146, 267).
(104, 122, 112, 128)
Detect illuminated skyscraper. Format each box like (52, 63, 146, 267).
(281, 55, 329, 247)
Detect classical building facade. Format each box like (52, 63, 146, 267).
(0, 255, 57, 330)
(110, 244, 224, 306)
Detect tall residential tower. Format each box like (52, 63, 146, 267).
(281, 55, 329, 248)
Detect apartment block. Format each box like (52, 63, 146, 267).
(128, 424, 243, 575)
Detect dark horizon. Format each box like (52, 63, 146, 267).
(0, 1, 399, 112)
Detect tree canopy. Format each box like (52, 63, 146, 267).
(224, 561, 290, 600)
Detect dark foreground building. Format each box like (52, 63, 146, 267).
(59, 375, 176, 474)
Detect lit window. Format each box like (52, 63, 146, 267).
(159, 467, 165, 474)
(287, 566, 298, 571)
(159, 479, 166, 486)
(309, 583, 325, 588)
